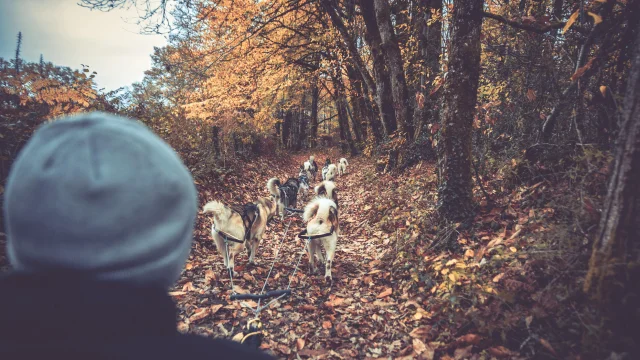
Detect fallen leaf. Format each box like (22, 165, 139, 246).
(296, 338, 305, 351)
(562, 11, 580, 34)
(454, 345, 473, 360)
(231, 332, 244, 342)
(377, 288, 393, 298)
(168, 291, 186, 296)
(300, 304, 317, 312)
(210, 304, 223, 315)
(410, 326, 432, 341)
(189, 307, 209, 322)
(322, 320, 332, 329)
(526, 89, 536, 101)
(182, 282, 195, 292)
(588, 12, 603, 25)
(204, 269, 217, 283)
(457, 333, 481, 345)
(487, 346, 512, 358)
(413, 338, 427, 355)
(493, 273, 505, 283)
(571, 58, 595, 81)
(177, 321, 189, 333)
(539, 338, 558, 356)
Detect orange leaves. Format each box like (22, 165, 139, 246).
(526, 89, 536, 102)
(377, 287, 393, 298)
(562, 11, 580, 34)
(570, 58, 595, 81)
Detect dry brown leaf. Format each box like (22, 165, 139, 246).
(204, 269, 216, 283)
(457, 333, 481, 345)
(300, 304, 317, 312)
(454, 345, 473, 360)
(296, 338, 305, 351)
(377, 287, 393, 298)
(487, 346, 512, 358)
(168, 291, 186, 297)
(526, 89, 536, 102)
(231, 332, 244, 342)
(322, 320, 332, 329)
(410, 326, 432, 341)
(182, 282, 195, 292)
(210, 304, 223, 315)
(562, 11, 580, 34)
(571, 58, 595, 81)
(413, 338, 427, 355)
(493, 273, 505, 283)
(539, 338, 558, 356)
(588, 12, 603, 25)
(177, 321, 189, 333)
(188, 307, 209, 322)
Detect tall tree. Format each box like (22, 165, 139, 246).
(584, 20, 640, 353)
(361, 0, 398, 137)
(374, 0, 413, 140)
(438, 0, 483, 221)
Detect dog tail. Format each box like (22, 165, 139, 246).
(267, 177, 281, 197)
(202, 201, 230, 222)
(340, 158, 348, 166)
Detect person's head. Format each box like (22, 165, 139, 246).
(3, 112, 197, 289)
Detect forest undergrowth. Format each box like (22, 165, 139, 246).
(170, 148, 608, 360)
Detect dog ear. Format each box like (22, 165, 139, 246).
(303, 201, 320, 222)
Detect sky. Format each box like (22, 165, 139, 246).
(0, 0, 167, 91)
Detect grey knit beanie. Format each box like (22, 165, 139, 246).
(3, 112, 197, 288)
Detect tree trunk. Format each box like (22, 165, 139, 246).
(310, 79, 319, 147)
(438, 0, 483, 221)
(361, 0, 398, 137)
(282, 109, 292, 149)
(413, 0, 442, 139)
(374, 0, 413, 140)
(584, 23, 640, 354)
(345, 63, 365, 143)
(333, 73, 358, 155)
(211, 125, 221, 158)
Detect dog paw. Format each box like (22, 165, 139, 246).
(324, 275, 333, 283)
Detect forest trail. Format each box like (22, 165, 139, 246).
(174, 153, 431, 359)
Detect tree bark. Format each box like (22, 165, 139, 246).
(345, 63, 365, 143)
(361, 0, 398, 137)
(310, 78, 319, 147)
(438, 0, 483, 221)
(211, 125, 221, 158)
(333, 72, 358, 155)
(413, 0, 442, 139)
(282, 109, 292, 148)
(584, 22, 640, 353)
(374, 0, 413, 140)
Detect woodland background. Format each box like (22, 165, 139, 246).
(1, 0, 639, 358)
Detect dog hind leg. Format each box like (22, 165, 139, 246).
(323, 236, 337, 281)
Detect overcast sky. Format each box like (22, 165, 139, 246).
(0, 0, 167, 91)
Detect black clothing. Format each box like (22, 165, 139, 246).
(0, 273, 274, 360)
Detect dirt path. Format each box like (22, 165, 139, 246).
(174, 153, 416, 359)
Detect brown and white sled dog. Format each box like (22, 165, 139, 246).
(202, 197, 277, 273)
(325, 163, 337, 181)
(308, 156, 318, 180)
(267, 176, 308, 219)
(338, 158, 348, 176)
(303, 198, 339, 281)
(315, 180, 339, 208)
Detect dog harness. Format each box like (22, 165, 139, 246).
(212, 203, 259, 244)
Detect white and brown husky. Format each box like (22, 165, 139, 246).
(338, 158, 348, 176)
(267, 175, 309, 219)
(202, 197, 277, 274)
(303, 197, 339, 281)
(305, 155, 318, 181)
